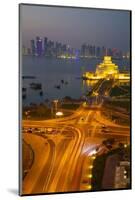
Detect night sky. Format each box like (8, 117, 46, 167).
(20, 4, 130, 51)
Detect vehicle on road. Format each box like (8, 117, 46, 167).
(102, 125, 106, 128)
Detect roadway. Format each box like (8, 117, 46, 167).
(21, 78, 130, 194)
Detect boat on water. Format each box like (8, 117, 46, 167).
(30, 83, 42, 90)
(22, 94, 27, 99)
(22, 76, 36, 79)
(22, 87, 27, 92)
(54, 85, 61, 89)
(39, 91, 43, 96)
(60, 79, 68, 84)
(65, 81, 68, 85)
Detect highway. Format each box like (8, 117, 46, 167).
(22, 79, 130, 194)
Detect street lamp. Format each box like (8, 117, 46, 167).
(87, 185, 92, 190)
(93, 92, 98, 105)
(89, 165, 93, 169)
(124, 144, 128, 148)
(91, 155, 96, 160)
(55, 111, 63, 134)
(54, 99, 59, 111)
(56, 111, 63, 117)
(88, 174, 93, 178)
(51, 99, 59, 118)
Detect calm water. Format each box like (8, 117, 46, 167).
(22, 56, 130, 105)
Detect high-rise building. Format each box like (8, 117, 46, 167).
(119, 50, 122, 59)
(92, 46, 95, 57)
(30, 39, 36, 56)
(57, 42, 62, 56)
(89, 45, 93, 57)
(44, 37, 48, 55)
(102, 46, 106, 57)
(85, 45, 89, 57)
(96, 46, 101, 57)
(27, 48, 31, 55)
(47, 40, 53, 56)
(62, 44, 67, 52)
(81, 44, 86, 57)
(36, 36, 43, 56)
(22, 45, 28, 55)
(108, 48, 113, 56)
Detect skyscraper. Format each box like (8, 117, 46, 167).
(30, 39, 36, 56)
(102, 46, 106, 57)
(108, 48, 113, 56)
(36, 36, 43, 56)
(89, 45, 93, 57)
(92, 46, 96, 57)
(96, 46, 101, 57)
(44, 37, 48, 55)
(81, 44, 86, 57)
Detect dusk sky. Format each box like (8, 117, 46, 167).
(20, 4, 130, 51)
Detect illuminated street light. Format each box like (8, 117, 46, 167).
(124, 175, 127, 179)
(87, 185, 92, 190)
(83, 102, 87, 107)
(54, 99, 58, 103)
(54, 99, 59, 108)
(55, 111, 63, 134)
(25, 111, 28, 115)
(91, 156, 96, 160)
(89, 165, 93, 169)
(56, 111, 63, 117)
(52, 99, 59, 117)
(93, 91, 98, 96)
(88, 174, 93, 178)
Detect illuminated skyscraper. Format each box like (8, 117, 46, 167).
(36, 36, 43, 56)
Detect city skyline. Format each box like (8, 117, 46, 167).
(21, 4, 130, 52)
(20, 4, 131, 195)
(22, 35, 130, 58)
